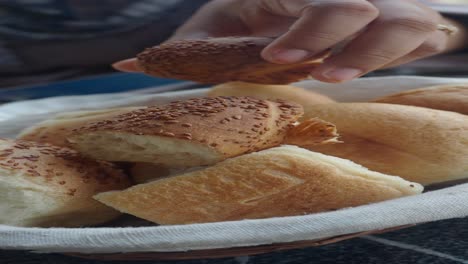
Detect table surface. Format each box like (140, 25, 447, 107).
(1, 73, 467, 264)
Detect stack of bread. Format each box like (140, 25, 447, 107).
(3, 37, 467, 227)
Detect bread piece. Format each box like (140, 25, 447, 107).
(208, 82, 335, 107)
(0, 138, 130, 227)
(373, 84, 468, 115)
(303, 103, 468, 185)
(69, 97, 338, 167)
(18, 107, 140, 148)
(95, 145, 423, 225)
(137, 37, 328, 84)
(130, 117, 342, 183)
(284, 118, 341, 147)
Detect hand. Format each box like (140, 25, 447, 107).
(114, 0, 458, 83)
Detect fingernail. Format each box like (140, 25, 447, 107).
(321, 67, 362, 82)
(265, 49, 310, 64)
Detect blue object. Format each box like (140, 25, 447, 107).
(0, 73, 184, 102)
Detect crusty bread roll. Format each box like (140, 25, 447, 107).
(129, 117, 340, 184)
(95, 145, 423, 225)
(208, 81, 335, 107)
(68, 97, 338, 167)
(18, 107, 140, 148)
(137, 37, 328, 84)
(372, 84, 468, 115)
(0, 138, 130, 227)
(302, 103, 468, 185)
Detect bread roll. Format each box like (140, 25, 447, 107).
(208, 82, 335, 107)
(95, 145, 423, 225)
(137, 37, 328, 84)
(302, 103, 468, 185)
(69, 97, 338, 167)
(0, 138, 130, 227)
(18, 107, 139, 148)
(130, 116, 340, 184)
(373, 84, 468, 115)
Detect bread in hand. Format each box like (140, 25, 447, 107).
(95, 145, 423, 225)
(137, 37, 328, 84)
(18, 107, 139, 148)
(302, 103, 468, 185)
(0, 138, 130, 227)
(68, 97, 338, 167)
(373, 84, 468, 115)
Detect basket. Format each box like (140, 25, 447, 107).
(1, 77, 468, 259)
(66, 225, 412, 261)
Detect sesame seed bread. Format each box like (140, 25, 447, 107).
(128, 117, 339, 184)
(302, 103, 468, 185)
(68, 97, 337, 167)
(372, 84, 468, 115)
(95, 145, 423, 225)
(18, 107, 140, 148)
(137, 37, 328, 84)
(0, 138, 130, 227)
(208, 82, 335, 109)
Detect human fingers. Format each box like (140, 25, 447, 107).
(309, 0, 441, 82)
(382, 30, 447, 69)
(259, 0, 379, 64)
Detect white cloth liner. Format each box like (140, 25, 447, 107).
(0, 76, 467, 253)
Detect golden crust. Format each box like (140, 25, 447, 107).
(69, 97, 304, 166)
(17, 108, 139, 148)
(303, 103, 468, 185)
(285, 118, 341, 147)
(137, 37, 327, 84)
(373, 84, 468, 115)
(95, 145, 422, 225)
(0, 138, 128, 196)
(0, 138, 130, 227)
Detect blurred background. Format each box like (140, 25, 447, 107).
(0, 0, 467, 101)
